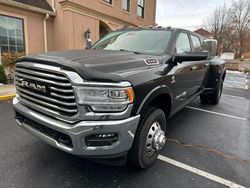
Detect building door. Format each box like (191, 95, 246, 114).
(99, 21, 111, 39)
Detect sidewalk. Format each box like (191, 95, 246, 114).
(239, 60, 250, 72)
(0, 84, 16, 101)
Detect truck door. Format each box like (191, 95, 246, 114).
(170, 32, 195, 108)
(189, 34, 210, 95)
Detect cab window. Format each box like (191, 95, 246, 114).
(191, 35, 202, 52)
(176, 33, 191, 54)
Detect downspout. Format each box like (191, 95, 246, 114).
(43, 0, 56, 52)
(51, 0, 56, 12)
(43, 14, 49, 52)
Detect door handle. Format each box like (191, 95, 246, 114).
(190, 66, 197, 70)
(204, 63, 209, 67)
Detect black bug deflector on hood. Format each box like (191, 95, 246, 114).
(16, 50, 163, 82)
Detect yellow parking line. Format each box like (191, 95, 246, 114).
(0, 94, 16, 101)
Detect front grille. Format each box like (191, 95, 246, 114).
(15, 62, 78, 117)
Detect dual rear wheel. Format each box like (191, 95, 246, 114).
(200, 79, 223, 105)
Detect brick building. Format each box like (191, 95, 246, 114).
(0, 0, 157, 54)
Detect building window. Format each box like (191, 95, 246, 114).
(137, 0, 145, 18)
(0, 15, 25, 53)
(103, 0, 112, 4)
(122, 0, 130, 12)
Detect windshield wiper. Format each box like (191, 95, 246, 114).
(119, 49, 143, 54)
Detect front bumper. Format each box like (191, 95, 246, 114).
(13, 97, 140, 157)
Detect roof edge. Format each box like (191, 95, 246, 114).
(0, 0, 56, 16)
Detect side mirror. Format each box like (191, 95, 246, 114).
(173, 51, 209, 64)
(202, 39, 217, 58)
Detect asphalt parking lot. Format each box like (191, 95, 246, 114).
(0, 71, 249, 188)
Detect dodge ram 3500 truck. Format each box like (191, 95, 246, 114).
(13, 28, 226, 169)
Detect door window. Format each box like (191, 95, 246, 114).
(176, 33, 191, 54)
(191, 35, 202, 52)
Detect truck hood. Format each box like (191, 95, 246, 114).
(17, 50, 163, 82)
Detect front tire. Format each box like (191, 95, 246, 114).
(128, 107, 166, 169)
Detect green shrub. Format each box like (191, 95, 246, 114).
(0, 65, 7, 84)
(1, 51, 25, 75)
(1, 51, 25, 84)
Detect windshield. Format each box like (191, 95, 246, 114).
(91, 30, 172, 55)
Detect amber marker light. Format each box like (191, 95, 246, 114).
(126, 87, 135, 103)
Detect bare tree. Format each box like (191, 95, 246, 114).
(205, 4, 231, 55)
(228, 0, 250, 58)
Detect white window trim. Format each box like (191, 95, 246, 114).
(0, 11, 29, 54)
(121, 0, 131, 13)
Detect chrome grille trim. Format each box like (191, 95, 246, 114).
(15, 72, 72, 87)
(50, 92, 75, 100)
(16, 81, 74, 96)
(15, 62, 78, 118)
(16, 67, 68, 81)
(17, 92, 78, 113)
(16, 62, 84, 84)
(17, 97, 64, 115)
(17, 87, 77, 107)
(50, 87, 74, 93)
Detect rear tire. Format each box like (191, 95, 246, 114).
(200, 94, 209, 104)
(128, 107, 166, 169)
(200, 79, 223, 105)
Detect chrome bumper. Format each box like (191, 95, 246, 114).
(13, 97, 140, 157)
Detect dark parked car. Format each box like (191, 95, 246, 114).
(13, 27, 226, 169)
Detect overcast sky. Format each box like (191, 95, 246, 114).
(156, 0, 233, 31)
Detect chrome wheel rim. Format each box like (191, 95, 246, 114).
(145, 121, 166, 156)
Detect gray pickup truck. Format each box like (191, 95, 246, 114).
(13, 27, 226, 169)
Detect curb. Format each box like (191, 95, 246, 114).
(0, 94, 16, 101)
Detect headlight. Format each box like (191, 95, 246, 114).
(75, 82, 134, 112)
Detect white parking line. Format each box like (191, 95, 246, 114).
(224, 72, 249, 91)
(158, 155, 246, 188)
(185, 106, 247, 121)
(225, 80, 246, 84)
(222, 94, 245, 100)
(224, 83, 246, 89)
(224, 87, 246, 91)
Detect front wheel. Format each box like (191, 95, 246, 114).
(128, 107, 167, 169)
